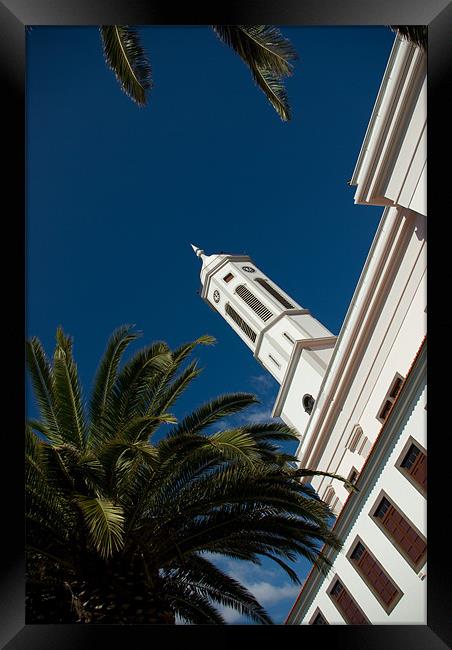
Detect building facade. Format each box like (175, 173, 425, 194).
(192, 35, 426, 625)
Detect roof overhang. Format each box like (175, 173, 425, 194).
(350, 37, 426, 207)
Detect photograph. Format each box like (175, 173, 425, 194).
(1, 2, 450, 648)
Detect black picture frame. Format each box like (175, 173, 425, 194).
(2, 0, 450, 648)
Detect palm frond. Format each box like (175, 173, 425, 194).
(391, 25, 427, 50)
(166, 583, 227, 624)
(250, 66, 293, 121)
(39, 444, 76, 494)
(100, 26, 152, 106)
(167, 554, 273, 624)
(75, 495, 125, 558)
(295, 467, 359, 493)
(26, 338, 64, 444)
(25, 423, 43, 461)
(208, 429, 264, 465)
(212, 25, 297, 76)
(117, 413, 178, 444)
(88, 324, 141, 449)
(144, 335, 214, 417)
(146, 361, 202, 419)
(53, 327, 87, 450)
(212, 25, 296, 121)
(169, 392, 258, 438)
(260, 552, 301, 583)
(170, 335, 216, 367)
(112, 341, 172, 427)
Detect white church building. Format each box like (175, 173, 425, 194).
(192, 35, 426, 626)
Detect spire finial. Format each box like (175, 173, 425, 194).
(191, 243, 205, 258)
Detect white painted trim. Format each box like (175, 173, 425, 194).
(272, 336, 337, 417)
(253, 309, 310, 358)
(200, 255, 251, 300)
(294, 207, 408, 467)
(350, 37, 426, 209)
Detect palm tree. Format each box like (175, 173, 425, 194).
(26, 325, 349, 624)
(100, 25, 297, 121)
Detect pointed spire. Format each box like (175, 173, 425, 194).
(191, 243, 205, 258)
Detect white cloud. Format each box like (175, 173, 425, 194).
(209, 557, 299, 607)
(249, 373, 277, 394)
(231, 404, 276, 426)
(216, 606, 247, 624)
(175, 556, 304, 625)
(243, 581, 300, 606)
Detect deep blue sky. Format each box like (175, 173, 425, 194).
(27, 25, 394, 624)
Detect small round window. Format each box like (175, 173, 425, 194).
(302, 394, 315, 415)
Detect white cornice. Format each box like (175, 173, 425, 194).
(272, 335, 337, 417)
(253, 309, 310, 359)
(350, 37, 426, 207)
(200, 255, 251, 300)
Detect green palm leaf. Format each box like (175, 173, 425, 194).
(166, 553, 273, 624)
(169, 392, 258, 438)
(117, 413, 178, 444)
(75, 495, 125, 558)
(165, 582, 228, 624)
(52, 327, 87, 450)
(147, 361, 202, 419)
(145, 335, 215, 416)
(112, 341, 172, 427)
(88, 324, 141, 449)
(26, 338, 64, 445)
(212, 25, 296, 77)
(212, 25, 297, 121)
(100, 26, 152, 106)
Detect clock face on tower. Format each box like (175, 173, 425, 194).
(213, 290, 220, 303)
(242, 266, 256, 273)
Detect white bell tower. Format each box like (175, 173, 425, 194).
(192, 244, 338, 436)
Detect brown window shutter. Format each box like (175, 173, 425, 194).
(379, 502, 426, 566)
(411, 451, 427, 489)
(353, 547, 399, 607)
(331, 580, 369, 624)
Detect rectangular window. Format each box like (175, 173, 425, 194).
(389, 377, 403, 399)
(236, 284, 273, 322)
(268, 354, 280, 368)
(283, 332, 295, 344)
(371, 494, 426, 570)
(255, 277, 294, 309)
(397, 439, 427, 494)
(223, 273, 234, 283)
(225, 303, 257, 343)
(377, 374, 404, 423)
(345, 467, 359, 493)
(378, 400, 393, 421)
(348, 538, 403, 613)
(328, 578, 370, 624)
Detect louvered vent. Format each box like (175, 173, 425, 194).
(236, 285, 273, 322)
(255, 278, 294, 309)
(225, 303, 257, 342)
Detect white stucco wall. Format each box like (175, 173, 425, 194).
(298, 382, 427, 625)
(311, 209, 426, 503)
